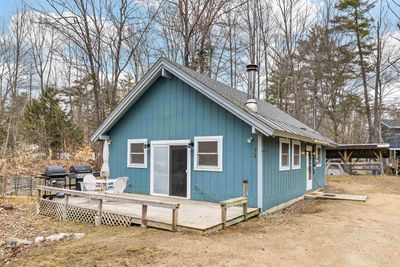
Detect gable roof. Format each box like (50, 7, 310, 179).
(91, 58, 336, 146)
(381, 119, 400, 128)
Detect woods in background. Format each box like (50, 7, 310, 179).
(0, 0, 399, 161)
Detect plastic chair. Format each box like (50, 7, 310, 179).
(80, 174, 97, 192)
(106, 177, 128, 193)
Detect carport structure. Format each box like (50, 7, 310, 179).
(326, 143, 390, 175)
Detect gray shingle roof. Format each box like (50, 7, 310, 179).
(167, 59, 335, 146)
(91, 57, 336, 146)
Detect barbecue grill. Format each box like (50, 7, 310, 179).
(42, 166, 68, 186)
(36, 165, 100, 193)
(68, 165, 93, 191)
(36, 166, 69, 199)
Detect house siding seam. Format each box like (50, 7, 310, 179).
(108, 76, 259, 207)
(262, 136, 325, 210)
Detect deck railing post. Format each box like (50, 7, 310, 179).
(172, 208, 178, 232)
(63, 194, 69, 220)
(95, 199, 103, 226)
(221, 203, 227, 229)
(243, 179, 248, 220)
(141, 205, 148, 228)
(243, 179, 248, 197)
(36, 189, 41, 215)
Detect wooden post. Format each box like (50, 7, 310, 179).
(95, 199, 103, 226)
(221, 203, 227, 229)
(63, 194, 69, 220)
(243, 180, 248, 220)
(243, 179, 248, 197)
(141, 205, 148, 228)
(36, 189, 41, 215)
(172, 208, 178, 232)
(379, 150, 384, 176)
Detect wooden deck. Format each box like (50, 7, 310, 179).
(37, 187, 259, 234)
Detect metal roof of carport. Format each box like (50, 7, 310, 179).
(326, 143, 391, 159)
(91, 58, 336, 147)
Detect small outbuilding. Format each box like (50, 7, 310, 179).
(91, 58, 335, 212)
(381, 119, 400, 174)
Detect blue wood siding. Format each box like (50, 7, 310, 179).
(314, 147, 326, 190)
(381, 124, 400, 149)
(262, 136, 325, 210)
(108, 76, 258, 207)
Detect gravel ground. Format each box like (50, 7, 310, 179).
(1, 175, 400, 266)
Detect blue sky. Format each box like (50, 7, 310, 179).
(0, 0, 16, 21)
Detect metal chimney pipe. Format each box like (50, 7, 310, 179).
(246, 64, 258, 99)
(245, 64, 258, 113)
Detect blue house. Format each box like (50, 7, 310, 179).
(381, 119, 400, 150)
(91, 58, 335, 212)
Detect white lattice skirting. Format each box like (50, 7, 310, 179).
(38, 199, 133, 227)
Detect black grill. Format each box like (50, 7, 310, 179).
(44, 166, 68, 178)
(36, 165, 98, 193)
(68, 165, 93, 191)
(69, 165, 93, 174)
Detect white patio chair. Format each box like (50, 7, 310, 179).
(105, 177, 128, 194)
(80, 174, 97, 192)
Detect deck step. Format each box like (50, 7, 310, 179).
(306, 192, 367, 202)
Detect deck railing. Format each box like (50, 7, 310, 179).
(36, 186, 180, 231)
(219, 180, 249, 229)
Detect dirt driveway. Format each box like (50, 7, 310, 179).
(1, 175, 400, 266)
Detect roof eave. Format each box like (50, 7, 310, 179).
(273, 130, 337, 147)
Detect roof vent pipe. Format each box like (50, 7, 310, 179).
(245, 64, 258, 113)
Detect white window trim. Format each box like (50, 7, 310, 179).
(279, 138, 291, 171)
(291, 140, 301, 170)
(194, 136, 223, 172)
(316, 144, 322, 167)
(127, 139, 148, 168)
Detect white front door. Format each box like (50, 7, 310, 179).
(306, 146, 313, 191)
(150, 140, 191, 199)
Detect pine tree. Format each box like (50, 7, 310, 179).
(332, 0, 376, 142)
(23, 87, 83, 158)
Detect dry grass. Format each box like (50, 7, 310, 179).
(1, 175, 400, 266)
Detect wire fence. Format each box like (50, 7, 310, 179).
(0, 176, 36, 196)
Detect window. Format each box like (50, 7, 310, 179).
(315, 145, 322, 167)
(279, 138, 290, 171)
(292, 141, 301, 169)
(194, 136, 223, 171)
(127, 139, 147, 168)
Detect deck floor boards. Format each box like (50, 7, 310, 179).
(51, 193, 259, 232)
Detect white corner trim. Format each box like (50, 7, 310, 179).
(257, 133, 263, 209)
(127, 139, 148, 168)
(193, 136, 223, 172)
(291, 140, 301, 170)
(279, 138, 291, 171)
